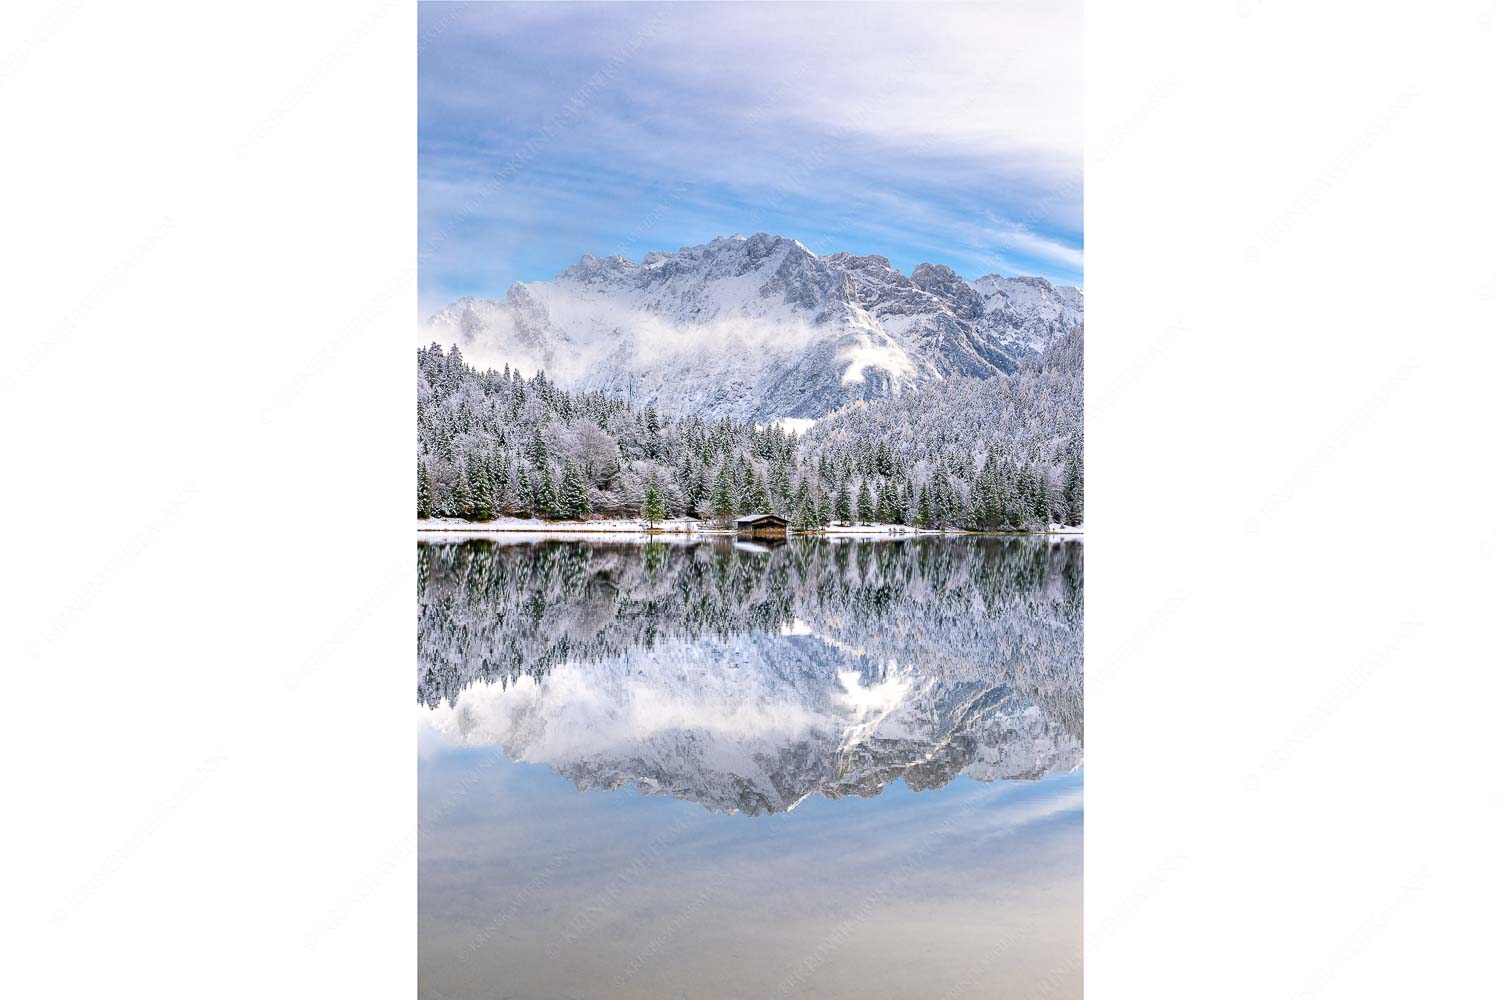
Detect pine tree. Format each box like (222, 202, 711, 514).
(492, 458, 513, 516)
(515, 465, 533, 517)
(527, 426, 547, 468)
(770, 460, 793, 514)
(959, 488, 979, 531)
(748, 472, 771, 514)
(711, 462, 736, 523)
(857, 481, 875, 524)
(535, 463, 558, 519)
(417, 460, 430, 519)
(444, 345, 465, 392)
(452, 464, 472, 520)
(793, 494, 819, 532)
(560, 459, 590, 520)
(1031, 471, 1051, 525)
(468, 454, 495, 521)
(644, 405, 661, 458)
(876, 479, 896, 524)
(686, 464, 708, 518)
(509, 377, 526, 419)
(1064, 454, 1084, 526)
(933, 474, 955, 530)
(1007, 484, 1025, 529)
(835, 483, 852, 524)
(972, 454, 998, 529)
(642, 477, 666, 528)
(1014, 467, 1032, 526)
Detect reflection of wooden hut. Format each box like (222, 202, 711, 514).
(734, 513, 788, 538)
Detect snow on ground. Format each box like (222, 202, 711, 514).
(419, 516, 706, 533)
(417, 518, 1082, 538)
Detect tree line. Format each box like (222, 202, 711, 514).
(418, 535, 1083, 710)
(417, 329, 1083, 531)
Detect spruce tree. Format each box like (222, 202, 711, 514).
(1007, 488, 1025, 529)
(560, 459, 590, 520)
(535, 463, 558, 519)
(642, 477, 666, 528)
(493, 458, 514, 516)
(687, 465, 707, 518)
(974, 455, 999, 528)
(468, 455, 495, 521)
(835, 484, 852, 524)
(876, 479, 896, 524)
(509, 378, 525, 420)
(1032, 472, 1051, 525)
(452, 464, 471, 521)
(417, 460, 430, 519)
(770, 460, 793, 514)
(857, 481, 875, 524)
(748, 472, 771, 514)
(711, 462, 737, 523)
(515, 465, 532, 517)
(527, 426, 547, 468)
(644, 405, 661, 458)
(959, 488, 979, 531)
(793, 494, 818, 532)
(1064, 454, 1084, 526)
(933, 474, 953, 530)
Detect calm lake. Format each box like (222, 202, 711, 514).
(418, 535, 1083, 999)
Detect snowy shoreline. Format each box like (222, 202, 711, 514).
(416, 516, 1082, 538)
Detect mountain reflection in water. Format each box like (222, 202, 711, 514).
(418, 535, 1082, 815)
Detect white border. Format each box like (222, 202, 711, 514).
(4, 2, 1496, 996)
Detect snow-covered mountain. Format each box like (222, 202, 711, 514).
(423, 630, 1082, 816)
(423, 233, 1082, 425)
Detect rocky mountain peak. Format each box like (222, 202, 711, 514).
(422, 234, 1082, 424)
(911, 262, 985, 320)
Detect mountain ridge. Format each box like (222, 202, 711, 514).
(423, 233, 1082, 425)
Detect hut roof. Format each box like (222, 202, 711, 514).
(734, 512, 786, 526)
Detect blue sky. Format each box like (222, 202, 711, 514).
(418, 1, 1082, 316)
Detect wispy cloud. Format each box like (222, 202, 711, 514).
(418, 0, 1082, 311)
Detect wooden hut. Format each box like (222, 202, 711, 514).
(734, 513, 788, 538)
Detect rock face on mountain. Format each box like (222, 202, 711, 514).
(423, 234, 1082, 424)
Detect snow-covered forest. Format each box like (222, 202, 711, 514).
(418, 535, 1083, 716)
(417, 329, 1082, 530)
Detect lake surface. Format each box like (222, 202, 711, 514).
(419, 535, 1083, 999)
